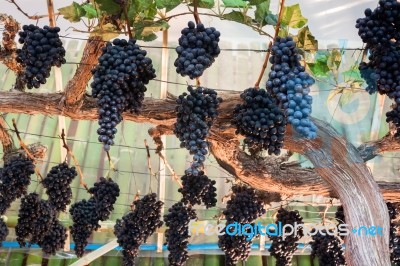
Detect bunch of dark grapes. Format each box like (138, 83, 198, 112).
(266, 36, 317, 139)
(355, 1, 400, 135)
(0, 218, 8, 246)
(16, 24, 65, 89)
(91, 38, 156, 151)
(310, 229, 346, 266)
(174, 85, 222, 175)
(174, 21, 220, 79)
(114, 193, 163, 265)
(178, 170, 217, 208)
(335, 205, 346, 240)
(15, 193, 55, 247)
(69, 198, 99, 257)
(89, 177, 120, 221)
(269, 208, 304, 266)
(164, 202, 197, 266)
(218, 185, 265, 265)
(233, 87, 286, 155)
(218, 232, 252, 266)
(386, 202, 400, 264)
(42, 162, 77, 212)
(0, 155, 34, 214)
(38, 219, 67, 255)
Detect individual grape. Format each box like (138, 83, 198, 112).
(269, 208, 304, 265)
(233, 87, 287, 155)
(69, 198, 99, 257)
(310, 229, 346, 266)
(89, 177, 120, 221)
(91, 38, 156, 151)
(114, 193, 164, 265)
(266, 36, 317, 139)
(218, 232, 252, 266)
(178, 170, 217, 208)
(16, 24, 66, 89)
(359, 63, 378, 94)
(42, 162, 77, 212)
(164, 202, 197, 266)
(0, 218, 8, 247)
(223, 185, 266, 224)
(38, 219, 67, 255)
(0, 154, 34, 214)
(174, 21, 221, 79)
(15, 193, 56, 247)
(174, 85, 222, 175)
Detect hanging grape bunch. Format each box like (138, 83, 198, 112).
(38, 220, 67, 255)
(0, 154, 34, 214)
(335, 205, 346, 240)
(174, 21, 221, 79)
(355, 1, 400, 135)
(42, 162, 77, 212)
(233, 87, 287, 155)
(179, 170, 217, 208)
(89, 177, 120, 221)
(174, 85, 222, 175)
(164, 202, 197, 266)
(218, 185, 266, 265)
(91, 38, 156, 151)
(310, 229, 346, 266)
(114, 193, 163, 265)
(0, 218, 8, 246)
(16, 24, 66, 89)
(269, 208, 304, 265)
(266, 36, 317, 139)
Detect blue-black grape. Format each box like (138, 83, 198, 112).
(114, 193, 163, 265)
(38, 219, 67, 255)
(89, 177, 120, 221)
(91, 38, 156, 151)
(266, 36, 317, 139)
(0, 218, 8, 247)
(174, 85, 222, 175)
(233, 87, 287, 155)
(174, 21, 220, 79)
(310, 229, 346, 266)
(16, 24, 66, 89)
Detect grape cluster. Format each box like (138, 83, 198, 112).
(174, 21, 220, 79)
(164, 202, 197, 266)
(335, 205, 346, 240)
(15, 193, 56, 247)
(174, 85, 222, 175)
(114, 193, 163, 265)
(233, 87, 287, 155)
(355, 1, 400, 135)
(69, 198, 99, 257)
(16, 24, 66, 89)
(91, 38, 156, 151)
(218, 185, 265, 265)
(269, 208, 304, 266)
(0, 155, 34, 214)
(39, 219, 67, 255)
(0, 218, 8, 246)
(89, 177, 120, 221)
(310, 229, 346, 266)
(42, 162, 77, 212)
(178, 170, 217, 208)
(266, 36, 317, 139)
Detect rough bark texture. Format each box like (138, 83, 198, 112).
(63, 36, 106, 112)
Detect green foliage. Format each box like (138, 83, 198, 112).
(58, 2, 86, 22)
(196, 0, 215, 8)
(82, 4, 98, 19)
(294, 26, 318, 51)
(94, 0, 121, 15)
(223, 11, 252, 24)
(90, 23, 119, 41)
(254, 1, 271, 25)
(155, 0, 180, 11)
(222, 0, 248, 8)
(281, 4, 308, 28)
(307, 52, 330, 78)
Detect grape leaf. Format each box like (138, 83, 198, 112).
(294, 26, 318, 50)
(134, 20, 169, 42)
(82, 4, 98, 19)
(327, 49, 342, 71)
(198, 0, 215, 8)
(90, 23, 119, 41)
(264, 12, 277, 26)
(307, 53, 330, 77)
(223, 11, 252, 24)
(155, 0, 180, 11)
(247, 0, 266, 5)
(222, 0, 247, 7)
(254, 1, 271, 25)
(58, 2, 85, 22)
(93, 0, 121, 15)
(281, 4, 308, 28)
(343, 66, 364, 83)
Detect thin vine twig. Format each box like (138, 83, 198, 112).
(60, 129, 89, 191)
(254, 0, 286, 88)
(106, 151, 116, 173)
(6, 0, 57, 20)
(144, 139, 154, 192)
(11, 118, 43, 180)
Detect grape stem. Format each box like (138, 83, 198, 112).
(60, 129, 89, 191)
(11, 118, 43, 180)
(106, 151, 116, 173)
(123, 5, 133, 39)
(254, 0, 286, 88)
(144, 139, 155, 183)
(193, 0, 202, 25)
